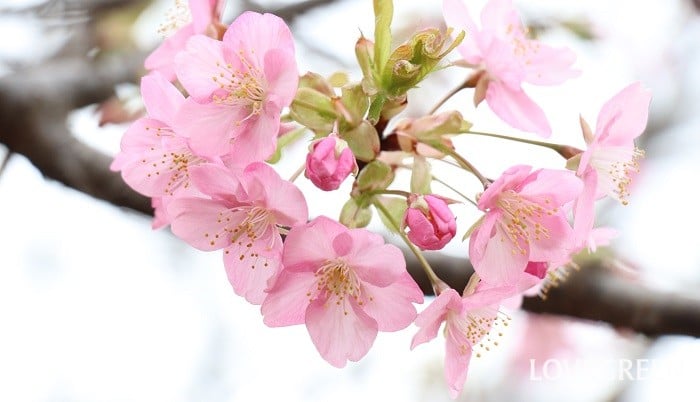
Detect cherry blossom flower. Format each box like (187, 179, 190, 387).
(145, 0, 225, 81)
(469, 165, 582, 286)
(305, 135, 358, 191)
(572, 83, 651, 242)
(111, 72, 206, 199)
(443, 0, 578, 136)
(412, 285, 514, 398)
(168, 162, 308, 304)
(261, 216, 423, 367)
(173, 11, 299, 163)
(403, 194, 457, 250)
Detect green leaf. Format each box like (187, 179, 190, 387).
(410, 155, 432, 194)
(356, 160, 394, 192)
(339, 197, 373, 228)
(341, 121, 380, 162)
(373, 0, 393, 85)
(267, 127, 307, 164)
(375, 196, 407, 234)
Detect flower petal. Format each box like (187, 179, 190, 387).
(174, 34, 227, 101)
(282, 217, 343, 272)
(141, 72, 185, 124)
(485, 80, 551, 137)
(262, 270, 317, 327)
(361, 272, 422, 332)
(411, 289, 463, 350)
(168, 197, 244, 250)
(305, 298, 378, 368)
(595, 82, 652, 147)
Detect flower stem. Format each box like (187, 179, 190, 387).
(466, 130, 582, 158)
(433, 144, 491, 189)
(431, 175, 478, 207)
(288, 163, 305, 183)
(366, 189, 411, 198)
(372, 198, 447, 293)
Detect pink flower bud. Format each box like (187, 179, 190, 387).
(305, 135, 358, 191)
(403, 194, 456, 250)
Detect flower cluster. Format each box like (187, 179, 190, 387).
(112, 0, 652, 397)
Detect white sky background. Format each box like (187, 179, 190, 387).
(2, 0, 700, 401)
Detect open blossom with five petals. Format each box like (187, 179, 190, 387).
(412, 285, 514, 398)
(168, 162, 308, 304)
(443, 0, 578, 136)
(403, 194, 457, 250)
(145, 0, 225, 81)
(262, 216, 423, 367)
(469, 165, 582, 286)
(173, 11, 299, 163)
(110, 72, 207, 200)
(571, 83, 651, 244)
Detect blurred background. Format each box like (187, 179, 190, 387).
(1, 0, 700, 401)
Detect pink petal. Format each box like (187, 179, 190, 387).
(189, 0, 218, 33)
(229, 109, 280, 165)
(572, 169, 597, 248)
(188, 163, 240, 201)
(141, 72, 185, 125)
(519, 168, 583, 206)
(444, 326, 472, 399)
(262, 270, 317, 327)
(239, 162, 308, 226)
(470, 217, 529, 286)
(480, 0, 520, 39)
(282, 217, 344, 272)
(305, 298, 378, 368)
(595, 82, 652, 147)
(343, 241, 406, 287)
(263, 48, 299, 110)
(174, 99, 243, 157)
(523, 43, 579, 85)
(361, 272, 423, 332)
(476, 165, 532, 209)
(223, 12, 295, 67)
(174, 35, 227, 101)
(168, 197, 244, 250)
(223, 228, 283, 305)
(144, 25, 195, 82)
(485, 80, 551, 137)
(442, 0, 482, 65)
(411, 289, 462, 349)
(527, 213, 575, 262)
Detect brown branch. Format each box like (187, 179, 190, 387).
(242, 0, 339, 22)
(0, 52, 151, 215)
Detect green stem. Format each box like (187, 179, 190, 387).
(466, 130, 571, 154)
(366, 189, 411, 198)
(372, 198, 446, 291)
(428, 81, 466, 115)
(288, 163, 305, 183)
(431, 175, 478, 207)
(433, 145, 491, 189)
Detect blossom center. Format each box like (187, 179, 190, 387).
(310, 259, 366, 314)
(590, 146, 644, 205)
(448, 309, 510, 358)
(496, 190, 556, 255)
(212, 54, 267, 124)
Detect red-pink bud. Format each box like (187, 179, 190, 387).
(403, 194, 456, 250)
(305, 135, 358, 191)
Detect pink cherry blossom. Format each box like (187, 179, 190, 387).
(403, 194, 457, 250)
(110, 72, 207, 199)
(305, 135, 358, 191)
(168, 162, 308, 304)
(572, 83, 651, 243)
(443, 0, 579, 136)
(469, 165, 582, 286)
(261, 216, 423, 367)
(173, 11, 299, 163)
(411, 286, 514, 398)
(145, 0, 225, 81)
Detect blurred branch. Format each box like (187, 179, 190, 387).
(241, 0, 339, 21)
(0, 51, 151, 214)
